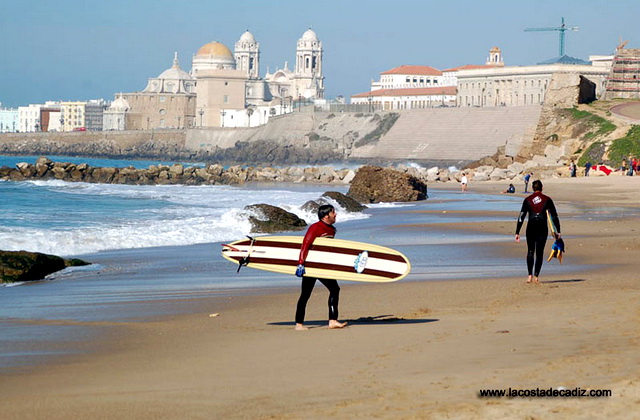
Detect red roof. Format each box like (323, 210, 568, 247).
(381, 65, 442, 76)
(443, 64, 496, 72)
(352, 86, 457, 98)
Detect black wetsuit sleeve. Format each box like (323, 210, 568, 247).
(516, 199, 529, 235)
(546, 198, 561, 234)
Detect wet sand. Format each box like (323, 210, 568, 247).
(2, 176, 640, 419)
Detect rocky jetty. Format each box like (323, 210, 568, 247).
(0, 157, 357, 186)
(348, 166, 428, 203)
(0, 250, 89, 283)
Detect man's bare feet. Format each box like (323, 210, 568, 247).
(532, 276, 540, 284)
(526, 275, 533, 283)
(295, 323, 309, 331)
(328, 320, 347, 329)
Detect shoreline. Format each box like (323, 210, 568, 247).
(1, 177, 640, 419)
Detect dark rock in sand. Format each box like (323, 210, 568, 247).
(347, 165, 428, 203)
(244, 204, 308, 233)
(0, 250, 90, 283)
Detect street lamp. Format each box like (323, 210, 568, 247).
(368, 94, 372, 113)
(199, 109, 204, 127)
(298, 95, 302, 112)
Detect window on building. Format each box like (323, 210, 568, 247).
(223, 95, 229, 104)
(406, 77, 410, 83)
(160, 96, 166, 102)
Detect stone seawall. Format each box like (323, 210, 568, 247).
(0, 129, 191, 160)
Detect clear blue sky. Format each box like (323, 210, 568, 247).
(1, 0, 638, 108)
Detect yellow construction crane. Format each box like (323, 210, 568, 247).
(525, 17, 579, 57)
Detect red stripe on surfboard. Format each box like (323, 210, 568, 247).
(228, 256, 402, 279)
(233, 239, 406, 263)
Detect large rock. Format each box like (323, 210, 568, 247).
(321, 191, 367, 212)
(0, 250, 90, 283)
(347, 165, 428, 203)
(244, 204, 307, 233)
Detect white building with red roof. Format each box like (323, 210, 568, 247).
(352, 47, 504, 110)
(351, 86, 457, 110)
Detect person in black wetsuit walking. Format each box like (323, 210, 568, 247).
(515, 180, 561, 284)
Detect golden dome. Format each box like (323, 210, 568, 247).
(196, 41, 233, 58)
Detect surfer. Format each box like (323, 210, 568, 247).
(294, 204, 347, 330)
(515, 180, 561, 284)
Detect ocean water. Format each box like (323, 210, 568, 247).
(0, 155, 584, 369)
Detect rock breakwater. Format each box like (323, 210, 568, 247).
(0, 157, 357, 186)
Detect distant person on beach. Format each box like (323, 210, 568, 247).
(294, 204, 347, 330)
(584, 162, 591, 177)
(460, 173, 468, 191)
(569, 160, 577, 177)
(523, 172, 532, 193)
(501, 184, 516, 194)
(515, 180, 561, 284)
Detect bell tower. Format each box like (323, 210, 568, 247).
(486, 46, 504, 67)
(294, 29, 324, 98)
(235, 30, 260, 79)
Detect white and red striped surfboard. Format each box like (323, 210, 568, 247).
(221, 236, 411, 283)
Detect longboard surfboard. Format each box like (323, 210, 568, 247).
(221, 236, 411, 283)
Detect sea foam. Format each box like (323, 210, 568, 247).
(1, 180, 368, 256)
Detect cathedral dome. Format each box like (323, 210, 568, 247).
(158, 53, 193, 81)
(109, 95, 129, 111)
(196, 41, 234, 59)
(193, 41, 236, 72)
(301, 29, 318, 41)
(239, 31, 256, 43)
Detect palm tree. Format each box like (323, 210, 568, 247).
(246, 107, 255, 127)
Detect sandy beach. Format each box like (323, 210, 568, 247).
(2, 176, 640, 419)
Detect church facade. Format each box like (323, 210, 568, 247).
(113, 29, 324, 130)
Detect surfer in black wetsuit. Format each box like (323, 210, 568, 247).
(515, 180, 561, 284)
(294, 204, 347, 330)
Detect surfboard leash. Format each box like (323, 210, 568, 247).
(237, 235, 256, 273)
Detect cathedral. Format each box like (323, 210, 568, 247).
(111, 29, 324, 130)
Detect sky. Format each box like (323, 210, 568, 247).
(1, 0, 639, 108)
